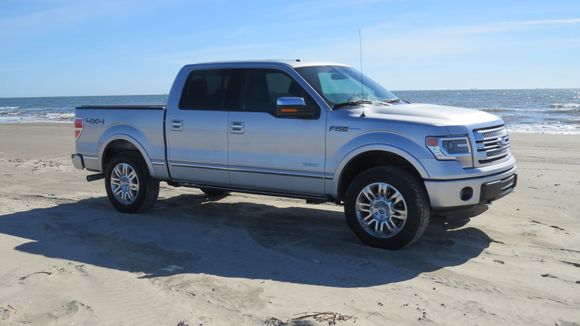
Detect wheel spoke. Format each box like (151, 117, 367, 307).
(362, 187, 376, 201)
(388, 219, 399, 233)
(113, 166, 121, 179)
(363, 213, 373, 222)
(379, 221, 386, 232)
(384, 220, 394, 232)
(378, 183, 387, 198)
(389, 192, 404, 205)
(392, 208, 407, 220)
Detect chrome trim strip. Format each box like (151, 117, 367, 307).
(425, 166, 516, 182)
(170, 161, 228, 171)
(169, 161, 327, 179)
(151, 161, 166, 166)
(501, 175, 516, 190)
(473, 125, 506, 133)
(229, 166, 324, 179)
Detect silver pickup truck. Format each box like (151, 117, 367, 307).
(72, 60, 517, 249)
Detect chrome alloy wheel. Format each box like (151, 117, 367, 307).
(110, 163, 140, 205)
(355, 182, 408, 238)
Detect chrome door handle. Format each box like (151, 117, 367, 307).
(230, 122, 245, 134)
(171, 120, 183, 131)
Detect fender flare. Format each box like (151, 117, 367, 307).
(98, 132, 156, 177)
(331, 143, 430, 198)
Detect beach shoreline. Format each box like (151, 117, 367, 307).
(0, 123, 579, 325)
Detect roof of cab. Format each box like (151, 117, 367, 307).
(183, 60, 349, 69)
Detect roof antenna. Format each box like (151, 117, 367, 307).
(359, 29, 366, 118)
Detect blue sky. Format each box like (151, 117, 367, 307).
(1, 0, 579, 97)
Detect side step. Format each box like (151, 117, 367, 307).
(86, 173, 105, 182)
(165, 181, 331, 203)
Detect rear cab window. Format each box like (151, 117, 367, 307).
(179, 69, 242, 110)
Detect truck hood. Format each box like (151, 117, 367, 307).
(362, 103, 503, 127)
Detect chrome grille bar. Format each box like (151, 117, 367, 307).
(473, 125, 511, 165)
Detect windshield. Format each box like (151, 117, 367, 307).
(295, 65, 399, 108)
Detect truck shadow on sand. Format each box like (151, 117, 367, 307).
(0, 194, 492, 288)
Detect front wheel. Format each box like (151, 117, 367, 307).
(105, 152, 159, 213)
(344, 166, 430, 250)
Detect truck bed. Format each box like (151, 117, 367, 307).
(74, 104, 168, 178)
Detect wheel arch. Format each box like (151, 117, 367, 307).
(99, 135, 155, 177)
(333, 145, 429, 202)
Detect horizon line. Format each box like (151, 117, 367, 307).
(1, 87, 579, 100)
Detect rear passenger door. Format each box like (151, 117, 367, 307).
(228, 68, 327, 196)
(166, 68, 242, 185)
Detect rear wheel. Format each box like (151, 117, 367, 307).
(105, 152, 159, 213)
(200, 187, 230, 197)
(344, 166, 430, 249)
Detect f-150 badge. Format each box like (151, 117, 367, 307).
(329, 126, 349, 132)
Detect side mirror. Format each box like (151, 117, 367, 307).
(275, 97, 315, 119)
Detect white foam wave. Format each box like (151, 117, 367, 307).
(508, 123, 580, 135)
(551, 103, 580, 109)
(0, 110, 75, 124)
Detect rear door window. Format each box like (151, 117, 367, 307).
(179, 69, 242, 110)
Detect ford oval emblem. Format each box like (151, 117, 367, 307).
(498, 137, 509, 147)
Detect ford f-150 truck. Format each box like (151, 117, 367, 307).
(71, 60, 517, 249)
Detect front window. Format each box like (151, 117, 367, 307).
(241, 68, 315, 114)
(295, 65, 399, 108)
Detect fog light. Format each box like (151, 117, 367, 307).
(460, 187, 473, 201)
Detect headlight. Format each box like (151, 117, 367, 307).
(426, 136, 473, 167)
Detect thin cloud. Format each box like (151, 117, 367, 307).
(459, 18, 580, 33)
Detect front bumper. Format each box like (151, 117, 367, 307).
(71, 154, 85, 170)
(424, 166, 517, 208)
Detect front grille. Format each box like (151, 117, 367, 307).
(473, 125, 511, 164)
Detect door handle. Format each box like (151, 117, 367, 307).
(230, 122, 245, 134)
(171, 120, 183, 131)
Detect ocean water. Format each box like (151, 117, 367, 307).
(396, 89, 580, 134)
(0, 89, 579, 134)
(0, 95, 166, 124)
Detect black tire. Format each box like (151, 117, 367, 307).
(200, 187, 230, 197)
(105, 152, 159, 213)
(344, 166, 430, 250)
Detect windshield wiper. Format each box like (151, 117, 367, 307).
(382, 98, 401, 104)
(333, 100, 373, 110)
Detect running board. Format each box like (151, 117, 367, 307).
(86, 173, 105, 182)
(166, 181, 332, 203)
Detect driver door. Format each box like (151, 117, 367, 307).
(228, 68, 327, 195)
